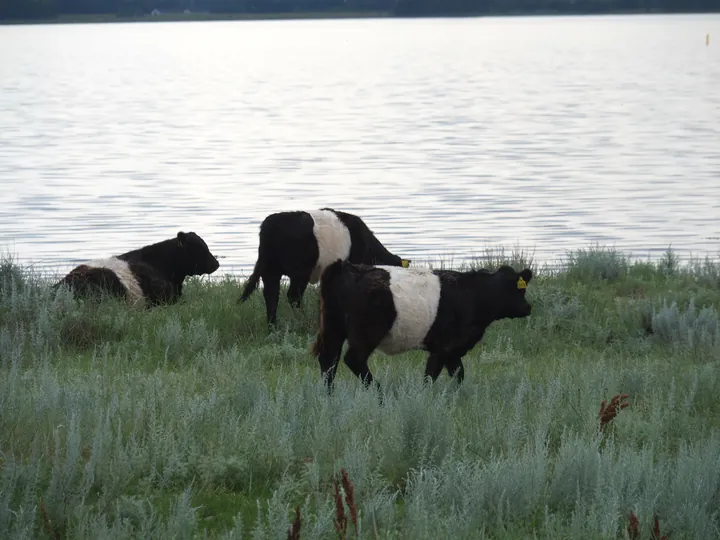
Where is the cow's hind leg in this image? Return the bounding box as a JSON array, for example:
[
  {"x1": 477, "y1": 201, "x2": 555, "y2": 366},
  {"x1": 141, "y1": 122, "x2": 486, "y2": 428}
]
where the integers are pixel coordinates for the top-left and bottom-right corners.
[
  {"x1": 424, "y1": 352, "x2": 445, "y2": 384},
  {"x1": 444, "y1": 356, "x2": 466, "y2": 385},
  {"x1": 286, "y1": 274, "x2": 310, "y2": 310},
  {"x1": 343, "y1": 345, "x2": 379, "y2": 391},
  {"x1": 343, "y1": 309, "x2": 395, "y2": 394},
  {"x1": 317, "y1": 325, "x2": 346, "y2": 393},
  {"x1": 262, "y1": 273, "x2": 282, "y2": 327}
]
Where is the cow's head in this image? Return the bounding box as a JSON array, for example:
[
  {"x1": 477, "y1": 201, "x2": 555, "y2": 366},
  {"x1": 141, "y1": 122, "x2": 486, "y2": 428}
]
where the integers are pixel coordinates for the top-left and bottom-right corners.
[
  {"x1": 176, "y1": 231, "x2": 220, "y2": 276},
  {"x1": 495, "y1": 265, "x2": 533, "y2": 319}
]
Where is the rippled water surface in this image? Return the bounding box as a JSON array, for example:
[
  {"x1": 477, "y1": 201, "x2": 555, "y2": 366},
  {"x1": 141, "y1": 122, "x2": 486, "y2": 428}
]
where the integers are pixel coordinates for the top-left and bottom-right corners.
[{"x1": 1, "y1": 14, "x2": 719, "y2": 276}]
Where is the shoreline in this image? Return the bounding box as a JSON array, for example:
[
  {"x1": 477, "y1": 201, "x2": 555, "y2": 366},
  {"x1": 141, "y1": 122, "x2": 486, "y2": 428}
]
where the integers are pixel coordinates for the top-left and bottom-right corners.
[
  {"x1": 5, "y1": 244, "x2": 719, "y2": 285},
  {"x1": 1, "y1": 8, "x2": 717, "y2": 26},
  {"x1": 5, "y1": 244, "x2": 719, "y2": 284},
  {"x1": 2, "y1": 11, "x2": 391, "y2": 25}
]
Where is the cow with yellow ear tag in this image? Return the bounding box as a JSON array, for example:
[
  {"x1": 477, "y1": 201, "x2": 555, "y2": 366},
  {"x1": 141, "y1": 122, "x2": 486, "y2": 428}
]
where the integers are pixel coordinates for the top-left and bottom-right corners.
[{"x1": 312, "y1": 261, "x2": 533, "y2": 393}]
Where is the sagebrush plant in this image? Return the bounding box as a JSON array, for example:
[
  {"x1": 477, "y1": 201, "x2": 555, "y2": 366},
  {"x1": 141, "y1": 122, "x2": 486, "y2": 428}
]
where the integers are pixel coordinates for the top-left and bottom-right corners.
[
  {"x1": 1, "y1": 246, "x2": 719, "y2": 539},
  {"x1": 564, "y1": 243, "x2": 630, "y2": 282}
]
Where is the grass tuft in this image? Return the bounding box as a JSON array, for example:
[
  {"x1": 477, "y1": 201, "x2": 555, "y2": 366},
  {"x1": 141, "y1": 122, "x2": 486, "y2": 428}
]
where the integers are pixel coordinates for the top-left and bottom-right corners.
[{"x1": 565, "y1": 243, "x2": 630, "y2": 282}]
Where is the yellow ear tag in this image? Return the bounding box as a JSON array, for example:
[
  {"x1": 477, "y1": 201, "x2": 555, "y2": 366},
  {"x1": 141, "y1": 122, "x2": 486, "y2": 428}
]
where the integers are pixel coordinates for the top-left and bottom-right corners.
[
  {"x1": 401, "y1": 259, "x2": 409, "y2": 268},
  {"x1": 517, "y1": 277, "x2": 527, "y2": 289},
  {"x1": 178, "y1": 239, "x2": 184, "y2": 248}
]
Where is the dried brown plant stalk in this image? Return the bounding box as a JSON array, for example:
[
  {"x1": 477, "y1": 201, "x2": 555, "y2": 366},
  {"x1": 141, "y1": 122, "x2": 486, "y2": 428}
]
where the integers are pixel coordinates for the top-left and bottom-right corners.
[
  {"x1": 627, "y1": 511, "x2": 670, "y2": 539},
  {"x1": 652, "y1": 514, "x2": 670, "y2": 540},
  {"x1": 628, "y1": 511, "x2": 640, "y2": 539},
  {"x1": 333, "y1": 468, "x2": 359, "y2": 539},
  {"x1": 333, "y1": 477, "x2": 348, "y2": 539},
  {"x1": 40, "y1": 496, "x2": 58, "y2": 540},
  {"x1": 340, "y1": 468, "x2": 359, "y2": 536},
  {"x1": 287, "y1": 506, "x2": 302, "y2": 540},
  {"x1": 598, "y1": 393, "x2": 630, "y2": 432}
]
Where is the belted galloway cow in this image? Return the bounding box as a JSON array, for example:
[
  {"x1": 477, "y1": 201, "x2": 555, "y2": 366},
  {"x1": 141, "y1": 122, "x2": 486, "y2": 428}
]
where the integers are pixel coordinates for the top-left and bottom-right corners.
[
  {"x1": 311, "y1": 260, "x2": 533, "y2": 392},
  {"x1": 239, "y1": 208, "x2": 410, "y2": 326},
  {"x1": 55, "y1": 231, "x2": 220, "y2": 306}
]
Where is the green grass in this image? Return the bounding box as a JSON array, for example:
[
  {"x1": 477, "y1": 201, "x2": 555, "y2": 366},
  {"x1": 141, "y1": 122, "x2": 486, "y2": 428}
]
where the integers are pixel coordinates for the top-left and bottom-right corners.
[{"x1": 1, "y1": 245, "x2": 719, "y2": 539}]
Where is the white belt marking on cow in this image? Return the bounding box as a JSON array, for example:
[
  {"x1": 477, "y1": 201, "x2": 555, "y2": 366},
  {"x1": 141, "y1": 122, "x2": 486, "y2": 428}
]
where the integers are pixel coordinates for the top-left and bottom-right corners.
[
  {"x1": 308, "y1": 209, "x2": 352, "y2": 284},
  {"x1": 86, "y1": 257, "x2": 145, "y2": 306},
  {"x1": 376, "y1": 266, "x2": 441, "y2": 355}
]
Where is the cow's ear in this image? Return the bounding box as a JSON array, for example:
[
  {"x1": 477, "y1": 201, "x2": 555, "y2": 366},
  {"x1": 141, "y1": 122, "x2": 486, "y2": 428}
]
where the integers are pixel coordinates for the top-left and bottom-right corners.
[
  {"x1": 177, "y1": 231, "x2": 187, "y2": 248},
  {"x1": 518, "y1": 268, "x2": 533, "y2": 286}
]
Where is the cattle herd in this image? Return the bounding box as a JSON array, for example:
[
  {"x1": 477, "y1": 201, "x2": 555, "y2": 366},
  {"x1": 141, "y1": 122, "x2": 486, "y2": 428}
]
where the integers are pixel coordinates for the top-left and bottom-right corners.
[{"x1": 56, "y1": 207, "x2": 534, "y2": 391}]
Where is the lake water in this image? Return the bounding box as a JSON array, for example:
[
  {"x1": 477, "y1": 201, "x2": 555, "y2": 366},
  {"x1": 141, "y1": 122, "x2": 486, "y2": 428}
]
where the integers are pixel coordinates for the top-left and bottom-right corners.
[{"x1": 1, "y1": 14, "x2": 719, "y2": 278}]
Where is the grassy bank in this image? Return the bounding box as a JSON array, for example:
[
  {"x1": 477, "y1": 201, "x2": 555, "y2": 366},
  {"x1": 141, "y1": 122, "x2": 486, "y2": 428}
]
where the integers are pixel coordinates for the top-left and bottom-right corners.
[{"x1": 1, "y1": 246, "x2": 719, "y2": 539}]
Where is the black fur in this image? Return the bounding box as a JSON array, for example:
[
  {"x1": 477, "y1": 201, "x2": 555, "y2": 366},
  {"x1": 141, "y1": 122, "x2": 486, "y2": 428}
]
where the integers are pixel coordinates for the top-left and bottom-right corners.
[
  {"x1": 54, "y1": 267, "x2": 127, "y2": 300},
  {"x1": 328, "y1": 208, "x2": 406, "y2": 267},
  {"x1": 54, "y1": 231, "x2": 220, "y2": 306},
  {"x1": 238, "y1": 208, "x2": 410, "y2": 326},
  {"x1": 311, "y1": 260, "x2": 533, "y2": 392}
]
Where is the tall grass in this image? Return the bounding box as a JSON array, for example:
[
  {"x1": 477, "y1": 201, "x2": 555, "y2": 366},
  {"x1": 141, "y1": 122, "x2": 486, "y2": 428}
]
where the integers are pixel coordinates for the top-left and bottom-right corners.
[{"x1": 1, "y1": 245, "x2": 719, "y2": 539}]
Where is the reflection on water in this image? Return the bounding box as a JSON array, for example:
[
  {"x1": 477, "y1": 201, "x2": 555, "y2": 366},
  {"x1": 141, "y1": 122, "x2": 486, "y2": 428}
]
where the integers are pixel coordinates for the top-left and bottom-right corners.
[{"x1": 0, "y1": 14, "x2": 719, "y2": 277}]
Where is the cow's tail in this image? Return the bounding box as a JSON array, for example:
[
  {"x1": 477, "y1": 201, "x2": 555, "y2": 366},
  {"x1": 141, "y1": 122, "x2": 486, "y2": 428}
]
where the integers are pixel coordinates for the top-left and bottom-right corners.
[
  {"x1": 238, "y1": 259, "x2": 262, "y2": 303},
  {"x1": 239, "y1": 219, "x2": 277, "y2": 304},
  {"x1": 311, "y1": 259, "x2": 348, "y2": 358}
]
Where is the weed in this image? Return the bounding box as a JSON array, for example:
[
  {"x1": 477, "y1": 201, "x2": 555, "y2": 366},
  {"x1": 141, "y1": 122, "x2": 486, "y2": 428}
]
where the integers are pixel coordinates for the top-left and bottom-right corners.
[
  {"x1": 40, "y1": 496, "x2": 58, "y2": 540},
  {"x1": 628, "y1": 511, "x2": 671, "y2": 540},
  {"x1": 332, "y1": 469, "x2": 358, "y2": 539},
  {"x1": 598, "y1": 393, "x2": 630, "y2": 433},
  {"x1": 286, "y1": 507, "x2": 301, "y2": 540}
]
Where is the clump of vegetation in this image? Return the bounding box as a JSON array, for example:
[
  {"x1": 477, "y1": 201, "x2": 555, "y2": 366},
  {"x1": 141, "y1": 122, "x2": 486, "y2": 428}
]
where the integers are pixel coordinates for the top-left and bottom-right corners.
[
  {"x1": 0, "y1": 245, "x2": 719, "y2": 539},
  {"x1": 652, "y1": 299, "x2": 720, "y2": 355},
  {"x1": 565, "y1": 243, "x2": 630, "y2": 281},
  {"x1": 0, "y1": 252, "x2": 25, "y2": 294}
]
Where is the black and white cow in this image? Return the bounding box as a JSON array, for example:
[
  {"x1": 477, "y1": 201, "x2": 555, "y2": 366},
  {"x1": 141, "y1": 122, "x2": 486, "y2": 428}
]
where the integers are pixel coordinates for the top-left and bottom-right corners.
[
  {"x1": 238, "y1": 208, "x2": 411, "y2": 326},
  {"x1": 311, "y1": 260, "x2": 533, "y2": 392},
  {"x1": 54, "y1": 231, "x2": 220, "y2": 307}
]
